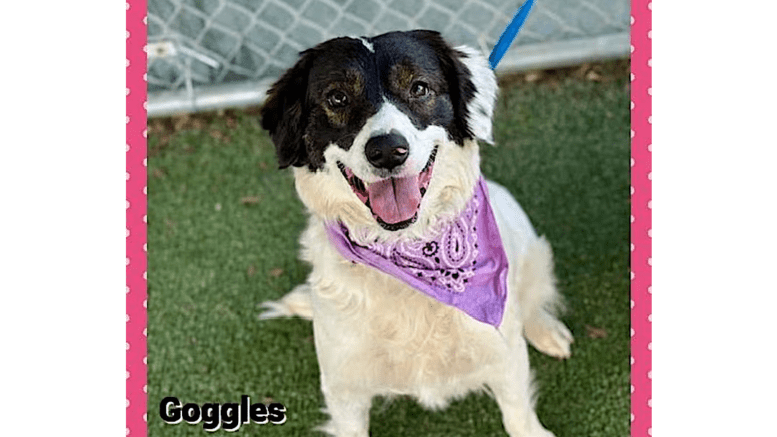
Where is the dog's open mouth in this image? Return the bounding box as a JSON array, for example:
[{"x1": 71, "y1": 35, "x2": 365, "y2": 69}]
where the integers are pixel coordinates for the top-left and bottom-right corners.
[{"x1": 337, "y1": 146, "x2": 437, "y2": 231}]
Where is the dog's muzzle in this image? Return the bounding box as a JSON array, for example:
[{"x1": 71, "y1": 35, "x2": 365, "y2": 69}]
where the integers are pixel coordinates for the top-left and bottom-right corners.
[{"x1": 337, "y1": 141, "x2": 437, "y2": 231}]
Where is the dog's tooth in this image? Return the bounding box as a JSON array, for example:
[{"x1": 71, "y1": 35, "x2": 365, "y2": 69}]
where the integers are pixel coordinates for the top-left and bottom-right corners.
[{"x1": 337, "y1": 162, "x2": 350, "y2": 179}]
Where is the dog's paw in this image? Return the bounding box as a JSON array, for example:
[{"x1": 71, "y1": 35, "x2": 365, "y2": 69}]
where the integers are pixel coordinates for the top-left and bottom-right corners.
[
  {"x1": 258, "y1": 284, "x2": 314, "y2": 320},
  {"x1": 523, "y1": 310, "x2": 573, "y2": 359}
]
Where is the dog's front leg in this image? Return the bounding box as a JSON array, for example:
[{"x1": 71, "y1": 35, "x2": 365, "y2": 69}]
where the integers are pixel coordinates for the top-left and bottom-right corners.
[
  {"x1": 488, "y1": 338, "x2": 556, "y2": 437},
  {"x1": 316, "y1": 379, "x2": 372, "y2": 437},
  {"x1": 311, "y1": 311, "x2": 372, "y2": 437}
]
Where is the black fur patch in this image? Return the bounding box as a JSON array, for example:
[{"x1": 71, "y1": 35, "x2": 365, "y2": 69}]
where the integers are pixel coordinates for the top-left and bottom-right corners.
[{"x1": 260, "y1": 30, "x2": 476, "y2": 171}]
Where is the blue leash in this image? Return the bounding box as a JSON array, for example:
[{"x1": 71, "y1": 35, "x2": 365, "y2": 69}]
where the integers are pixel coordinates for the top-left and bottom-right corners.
[{"x1": 488, "y1": 0, "x2": 536, "y2": 70}]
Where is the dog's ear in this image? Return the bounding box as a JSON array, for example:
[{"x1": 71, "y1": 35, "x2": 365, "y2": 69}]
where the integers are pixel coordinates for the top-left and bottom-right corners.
[
  {"x1": 261, "y1": 49, "x2": 317, "y2": 169},
  {"x1": 451, "y1": 45, "x2": 498, "y2": 144},
  {"x1": 408, "y1": 31, "x2": 498, "y2": 145}
]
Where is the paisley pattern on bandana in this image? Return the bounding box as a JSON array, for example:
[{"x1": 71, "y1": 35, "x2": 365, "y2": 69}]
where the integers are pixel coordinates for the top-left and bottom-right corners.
[
  {"x1": 326, "y1": 177, "x2": 509, "y2": 327},
  {"x1": 363, "y1": 191, "x2": 480, "y2": 293}
]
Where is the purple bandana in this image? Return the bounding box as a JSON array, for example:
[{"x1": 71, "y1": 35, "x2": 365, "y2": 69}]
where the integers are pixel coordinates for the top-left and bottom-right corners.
[{"x1": 325, "y1": 177, "x2": 509, "y2": 327}]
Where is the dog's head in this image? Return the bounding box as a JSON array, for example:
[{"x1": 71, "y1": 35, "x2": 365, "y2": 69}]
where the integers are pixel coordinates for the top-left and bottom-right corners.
[{"x1": 261, "y1": 30, "x2": 497, "y2": 239}]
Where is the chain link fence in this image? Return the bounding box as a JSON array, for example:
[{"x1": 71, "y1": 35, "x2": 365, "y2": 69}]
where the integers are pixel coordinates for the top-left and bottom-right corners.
[{"x1": 148, "y1": 0, "x2": 629, "y2": 117}]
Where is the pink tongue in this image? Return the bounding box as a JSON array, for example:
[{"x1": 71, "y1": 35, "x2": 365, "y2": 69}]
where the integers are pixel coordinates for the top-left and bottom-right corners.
[{"x1": 367, "y1": 175, "x2": 421, "y2": 224}]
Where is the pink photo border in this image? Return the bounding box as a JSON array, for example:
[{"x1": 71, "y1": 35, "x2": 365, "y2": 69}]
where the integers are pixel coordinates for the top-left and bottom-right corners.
[
  {"x1": 125, "y1": 0, "x2": 652, "y2": 434},
  {"x1": 630, "y1": 0, "x2": 652, "y2": 436},
  {"x1": 126, "y1": 0, "x2": 148, "y2": 435}
]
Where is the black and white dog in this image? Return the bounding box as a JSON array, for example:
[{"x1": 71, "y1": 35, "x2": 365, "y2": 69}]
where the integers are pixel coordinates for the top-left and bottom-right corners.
[{"x1": 259, "y1": 30, "x2": 572, "y2": 437}]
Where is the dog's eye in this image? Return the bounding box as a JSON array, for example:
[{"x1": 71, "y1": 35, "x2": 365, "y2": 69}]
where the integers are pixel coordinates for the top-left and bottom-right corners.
[
  {"x1": 326, "y1": 90, "x2": 349, "y2": 108},
  {"x1": 410, "y1": 81, "x2": 429, "y2": 98}
]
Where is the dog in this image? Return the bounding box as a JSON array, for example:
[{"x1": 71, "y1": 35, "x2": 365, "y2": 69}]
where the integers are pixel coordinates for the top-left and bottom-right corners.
[{"x1": 258, "y1": 30, "x2": 573, "y2": 437}]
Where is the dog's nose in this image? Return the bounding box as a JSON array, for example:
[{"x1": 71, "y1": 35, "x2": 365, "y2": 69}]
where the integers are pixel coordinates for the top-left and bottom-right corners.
[{"x1": 364, "y1": 133, "x2": 409, "y2": 171}]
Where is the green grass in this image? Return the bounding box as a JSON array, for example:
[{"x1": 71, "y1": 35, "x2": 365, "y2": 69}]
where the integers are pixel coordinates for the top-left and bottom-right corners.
[{"x1": 148, "y1": 60, "x2": 630, "y2": 436}]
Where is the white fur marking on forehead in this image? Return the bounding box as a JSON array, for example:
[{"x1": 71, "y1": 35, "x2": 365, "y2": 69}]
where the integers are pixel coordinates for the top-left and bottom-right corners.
[
  {"x1": 323, "y1": 101, "x2": 445, "y2": 184},
  {"x1": 358, "y1": 37, "x2": 374, "y2": 53},
  {"x1": 455, "y1": 46, "x2": 498, "y2": 144},
  {"x1": 368, "y1": 99, "x2": 414, "y2": 137}
]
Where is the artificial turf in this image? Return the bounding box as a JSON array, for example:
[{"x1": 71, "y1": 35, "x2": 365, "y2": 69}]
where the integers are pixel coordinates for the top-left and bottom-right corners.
[{"x1": 147, "y1": 59, "x2": 630, "y2": 436}]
